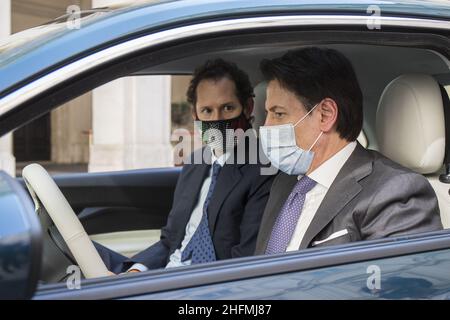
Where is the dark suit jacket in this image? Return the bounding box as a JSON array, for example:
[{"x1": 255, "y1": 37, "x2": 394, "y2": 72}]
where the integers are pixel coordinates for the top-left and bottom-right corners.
[
  {"x1": 255, "y1": 143, "x2": 443, "y2": 254},
  {"x1": 128, "y1": 145, "x2": 274, "y2": 269}
]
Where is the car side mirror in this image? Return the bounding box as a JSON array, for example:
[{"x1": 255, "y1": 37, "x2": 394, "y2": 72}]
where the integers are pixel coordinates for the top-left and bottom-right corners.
[{"x1": 0, "y1": 171, "x2": 42, "y2": 299}]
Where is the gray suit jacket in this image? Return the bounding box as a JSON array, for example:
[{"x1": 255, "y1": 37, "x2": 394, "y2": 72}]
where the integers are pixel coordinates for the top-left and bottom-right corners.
[{"x1": 255, "y1": 143, "x2": 443, "y2": 254}]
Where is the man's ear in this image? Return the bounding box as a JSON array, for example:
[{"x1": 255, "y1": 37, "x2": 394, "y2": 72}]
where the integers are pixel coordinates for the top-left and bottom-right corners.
[
  {"x1": 318, "y1": 98, "x2": 338, "y2": 132},
  {"x1": 244, "y1": 97, "x2": 254, "y2": 119}
]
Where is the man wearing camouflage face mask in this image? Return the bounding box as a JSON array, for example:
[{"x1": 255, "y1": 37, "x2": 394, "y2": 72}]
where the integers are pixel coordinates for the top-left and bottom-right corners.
[
  {"x1": 94, "y1": 59, "x2": 274, "y2": 273},
  {"x1": 192, "y1": 62, "x2": 254, "y2": 156}
]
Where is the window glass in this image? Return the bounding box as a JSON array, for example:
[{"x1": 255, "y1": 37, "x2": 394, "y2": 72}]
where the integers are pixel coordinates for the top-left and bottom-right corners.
[{"x1": 14, "y1": 75, "x2": 194, "y2": 177}]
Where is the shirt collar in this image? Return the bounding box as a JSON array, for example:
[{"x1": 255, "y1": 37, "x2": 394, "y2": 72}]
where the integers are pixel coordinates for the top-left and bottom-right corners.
[
  {"x1": 303, "y1": 141, "x2": 357, "y2": 189},
  {"x1": 212, "y1": 150, "x2": 231, "y2": 167}
]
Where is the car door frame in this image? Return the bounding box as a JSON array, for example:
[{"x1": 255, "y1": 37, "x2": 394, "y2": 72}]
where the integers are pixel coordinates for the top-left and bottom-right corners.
[{"x1": 16, "y1": 167, "x2": 182, "y2": 235}]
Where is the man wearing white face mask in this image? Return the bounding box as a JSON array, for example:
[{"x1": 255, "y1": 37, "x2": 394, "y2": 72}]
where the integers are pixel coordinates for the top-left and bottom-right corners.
[{"x1": 255, "y1": 47, "x2": 442, "y2": 255}]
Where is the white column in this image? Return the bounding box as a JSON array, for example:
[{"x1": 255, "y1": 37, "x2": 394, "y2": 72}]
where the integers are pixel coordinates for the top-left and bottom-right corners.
[
  {"x1": 89, "y1": 78, "x2": 126, "y2": 171},
  {"x1": 123, "y1": 76, "x2": 173, "y2": 169},
  {"x1": 0, "y1": 0, "x2": 15, "y2": 177},
  {"x1": 89, "y1": 76, "x2": 173, "y2": 172}
]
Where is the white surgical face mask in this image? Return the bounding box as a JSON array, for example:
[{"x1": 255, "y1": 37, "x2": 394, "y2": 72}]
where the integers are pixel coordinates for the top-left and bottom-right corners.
[{"x1": 259, "y1": 103, "x2": 323, "y2": 175}]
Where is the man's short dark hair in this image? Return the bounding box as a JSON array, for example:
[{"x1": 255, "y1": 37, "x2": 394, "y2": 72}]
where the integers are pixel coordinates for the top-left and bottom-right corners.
[
  {"x1": 260, "y1": 47, "x2": 363, "y2": 141},
  {"x1": 187, "y1": 58, "x2": 254, "y2": 109}
]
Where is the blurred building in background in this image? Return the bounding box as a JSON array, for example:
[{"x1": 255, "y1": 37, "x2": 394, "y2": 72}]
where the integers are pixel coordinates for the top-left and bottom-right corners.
[{"x1": 0, "y1": 0, "x2": 193, "y2": 176}]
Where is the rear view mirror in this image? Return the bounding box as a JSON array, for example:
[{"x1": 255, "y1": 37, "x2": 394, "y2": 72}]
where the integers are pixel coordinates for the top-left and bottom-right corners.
[{"x1": 0, "y1": 171, "x2": 42, "y2": 299}]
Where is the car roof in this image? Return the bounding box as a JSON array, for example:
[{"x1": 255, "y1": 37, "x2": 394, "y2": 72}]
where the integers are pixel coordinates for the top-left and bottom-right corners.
[{"x1": 0, "y1": 0, "x2": 449, "y2": 97}]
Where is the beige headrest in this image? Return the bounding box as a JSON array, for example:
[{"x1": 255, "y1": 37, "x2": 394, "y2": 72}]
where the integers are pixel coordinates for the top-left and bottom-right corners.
[{"x1": 376, "y1": 74, "x2": 445, "y2": 174}]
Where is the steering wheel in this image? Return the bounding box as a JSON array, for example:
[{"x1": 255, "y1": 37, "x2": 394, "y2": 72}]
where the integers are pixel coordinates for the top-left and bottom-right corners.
[{"x1": 22, "y1": 163, "x2": 110, "y2": 280}]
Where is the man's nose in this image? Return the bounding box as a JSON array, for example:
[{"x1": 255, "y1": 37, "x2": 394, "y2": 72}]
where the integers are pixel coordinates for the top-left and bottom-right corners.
[{"x1": 264, "y1": 115, "x2": 273, "y2": 126}]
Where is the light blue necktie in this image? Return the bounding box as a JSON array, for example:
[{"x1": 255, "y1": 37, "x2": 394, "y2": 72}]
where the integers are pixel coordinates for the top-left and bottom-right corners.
[
  {"x1": 181, "y1": 162, "x2": 222, "y2": 264},
  {"x1": 265, "y1": 175, "x2": 317, "y2": 254}
]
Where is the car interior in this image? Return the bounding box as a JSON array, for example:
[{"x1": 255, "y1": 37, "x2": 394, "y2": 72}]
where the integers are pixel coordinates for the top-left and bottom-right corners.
[
  {"x1": 12, "y1": 32, "x2": 450, "y2": 285},
  {"x1": 132, "y1": 42, "x2": 450, "y2": 229}
]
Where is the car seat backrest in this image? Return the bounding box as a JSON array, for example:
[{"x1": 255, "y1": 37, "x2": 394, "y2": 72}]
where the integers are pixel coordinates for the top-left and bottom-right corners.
[{"x1": 376, "y1": 73, "x2": 449, "y2": 228}]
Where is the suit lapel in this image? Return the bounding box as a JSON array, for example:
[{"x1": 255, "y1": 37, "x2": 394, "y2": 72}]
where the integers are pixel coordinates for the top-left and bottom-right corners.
[
  {"x1": 206, "y1": 133, "x2": 258, "y2": 234},
  {"x1": 175, "y1": 147, "x2": 213, "y2": 238},
  {"x1": 299, "y1": 143, "x2": 373, "y2": 249},
  {"x1": 255, "y1": 172, "x2": 298, "y2": 254},
  {"x1": 207, "y1": 163, "x2": 243, "y2": 233},
  {"x1": 176, "y1": 163, "x2": 211, "y2": 233}
]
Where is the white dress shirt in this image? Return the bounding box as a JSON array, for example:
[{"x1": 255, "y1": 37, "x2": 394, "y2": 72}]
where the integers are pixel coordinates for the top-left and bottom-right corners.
[
  {"x1": 285, "y1": 141, "x2": 357, "y2": 251},
  {"x1": 128, "y1": 151, "x2": 230, "y2": 272}
]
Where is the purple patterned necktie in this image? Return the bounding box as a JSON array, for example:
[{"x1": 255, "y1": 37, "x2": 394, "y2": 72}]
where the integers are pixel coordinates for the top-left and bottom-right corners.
[{"x1": 265, "y1": 175, "x2": 317, "y2": 254}]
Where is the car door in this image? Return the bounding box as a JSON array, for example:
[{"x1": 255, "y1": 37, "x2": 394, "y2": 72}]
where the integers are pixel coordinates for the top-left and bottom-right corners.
[
  {"x1": 33, "y1": 230, "x2": 450, "y2": 300},
  {"x1": 17, "y1": 167, "x2": 180, "y2": 257}
]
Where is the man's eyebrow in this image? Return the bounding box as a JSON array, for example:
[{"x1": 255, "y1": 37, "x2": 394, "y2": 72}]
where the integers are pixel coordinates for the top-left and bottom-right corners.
[
  {"x1": 267, "y1": 105, "x2": 287, "y2": 112},
  {"x1": 220, "y1": 101, "x2": 236, "y2": 107}
]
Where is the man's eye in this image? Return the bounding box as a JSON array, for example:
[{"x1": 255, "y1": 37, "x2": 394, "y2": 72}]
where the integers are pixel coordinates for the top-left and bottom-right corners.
[
  {"x1": 201, "y1": 108, "x2": 212, "y2": 114},
  {"x1": 224, "y1": 105, "x2": 235, "y2": 112},
  {"x1": 274, "y1": 112, "x2": 284, "y2": 118}
]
